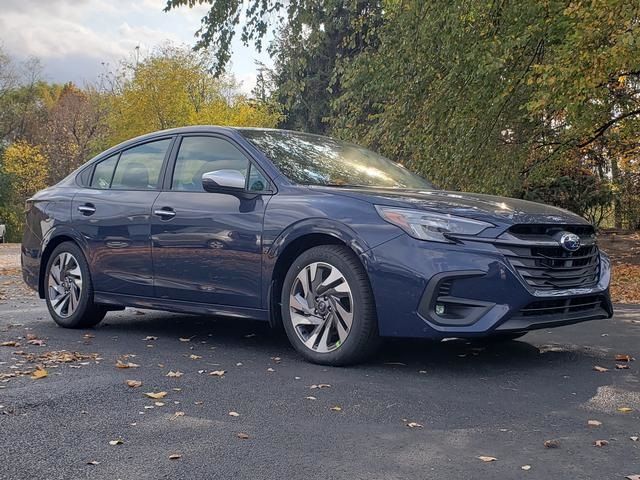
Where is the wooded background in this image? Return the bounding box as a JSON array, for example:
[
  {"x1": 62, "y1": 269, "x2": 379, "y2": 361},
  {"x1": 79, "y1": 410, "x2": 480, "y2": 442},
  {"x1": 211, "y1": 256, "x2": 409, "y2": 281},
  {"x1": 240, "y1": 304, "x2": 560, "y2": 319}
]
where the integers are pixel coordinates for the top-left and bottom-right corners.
[{"x1": 1, "y1": 0, "x2": 639, "y2": 241}]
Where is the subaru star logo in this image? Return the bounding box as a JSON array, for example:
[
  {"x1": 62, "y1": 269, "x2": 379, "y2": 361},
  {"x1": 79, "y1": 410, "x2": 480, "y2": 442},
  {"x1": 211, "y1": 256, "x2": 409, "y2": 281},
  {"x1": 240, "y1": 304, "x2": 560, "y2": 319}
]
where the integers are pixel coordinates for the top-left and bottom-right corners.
[{"x1": 559, "y1": 232, "x2": 581, "y2": 252}]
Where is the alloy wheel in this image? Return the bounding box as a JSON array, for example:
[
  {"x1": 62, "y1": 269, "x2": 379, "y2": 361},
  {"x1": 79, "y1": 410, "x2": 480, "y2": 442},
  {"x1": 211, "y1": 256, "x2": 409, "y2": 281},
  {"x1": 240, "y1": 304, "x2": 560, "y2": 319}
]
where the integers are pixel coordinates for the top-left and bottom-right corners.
[
  {"x1": 289, "y1": 261, "x2": 354, "y2": 353},
  {"x1": 48, "y1": 252, "x2": 83, "y2": 318}
]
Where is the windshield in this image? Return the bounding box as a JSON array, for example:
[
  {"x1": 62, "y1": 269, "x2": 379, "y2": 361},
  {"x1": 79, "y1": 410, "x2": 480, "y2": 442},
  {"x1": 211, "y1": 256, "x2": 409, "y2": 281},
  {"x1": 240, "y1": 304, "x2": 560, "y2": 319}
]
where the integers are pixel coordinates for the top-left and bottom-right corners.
[{"x1": 239, "y1": 129, "x2": 434, "y2": 189}]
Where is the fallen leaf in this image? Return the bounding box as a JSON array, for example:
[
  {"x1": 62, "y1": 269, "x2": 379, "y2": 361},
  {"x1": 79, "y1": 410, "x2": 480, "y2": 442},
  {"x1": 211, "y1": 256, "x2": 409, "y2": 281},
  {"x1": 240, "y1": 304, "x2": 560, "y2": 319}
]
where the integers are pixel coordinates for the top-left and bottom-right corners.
[
  {"x1": 116, "y1": 360, "x2": 140, "y2": 369},
  {"x1": 144, "y1": 391, "x2": 168, "y2": 399},
  {"x1": 143, "y1": 336, "x2": 158, "y2": 341},
  {"x1": 588, "y1": 420, "x2": 602, "y2": 427},
  {"x1": 209, "y1": 370, "x2": 225, "y2": 377},
  {"x1": 179, "y1": 337, "x2": 192, "y2": 342},
  {"x1": 625, "y1": 476, "x2": 640, "y2": 480},
  {"x1": 310, "y1": 384, "x2": 331, "y2": 389},
  {"x1": 477, "y1": 456, "x2": 497, "y2": 462},
  {"x1": 594, "y1": 440, "x2": 609, "y2": 447},
  {"x1": 228, "y1": 411, "x2": 240, "y2": 417},
  {"x1": 0, "y1": 341, "x2": 19, "y2": 347},
  {"x1": 109, "y1": 439, "x2": 123, "y2": 446},
  {"x1": 154, "y1": 402, "x2": 165, "y2": 407},
  {"x1": 521, "y1": 465, "x2": 531, "y2": 471},
  {"x1": 631, "y1": 436, "x2": 638, "y2": 442},
  {"x1": 616, "y1": 364, "x2": 630, "y2": 370},
  {"x1": 593, "y1": 365, "x2": 609, "y2": 372},
  {"x1": 618, "y1": 407, "x2": 633, "y2": 413},
  {"x1": 168, "y1": 454, "x2": 182, "y2": 460},
  {"x1": 544, "y1": 439, "x2": 560, "y2": 449},
  {"x1": 244, "y1": 333, "x2": 256, "y2": 338},
  {"x1": 406, "y1": 422, "x2": 423, "y2": 428},
  {"x1": 30, "y1": 367, "x2": 48, "y2": 379},
  {"x1": 27, "y1": 339, "x2": 46, "y2": 346},
  {"x1": 189, "y1": 354, "x2": 201, "y2": 360},
  {"x1": 126, "y1": 380, "x2": 142, "y2": 388},
  {"x1": 305, "y1": 396, "x2": 317, "y2": 400},
  {"x1": 83, "y1": 334, "x2": 95, "y2": 339},
  {"x1": 166, "y1": 371, "x2": 183, "y2": 378},
  {"x1": 237, "y1": 432, "x2": 250, "y2": 439},
  {"x1": 267, "y1": 367, "x2": 275, "y2": 372},
  {"x1": 615, "y1": 354, "x2": 634, "y2": 362},
  {"x1": 330, "y1": 406, "x2": 342, "y2": 412},
  {"x1": 87, "y1": 460, "x2": 100, "y2": 466}
]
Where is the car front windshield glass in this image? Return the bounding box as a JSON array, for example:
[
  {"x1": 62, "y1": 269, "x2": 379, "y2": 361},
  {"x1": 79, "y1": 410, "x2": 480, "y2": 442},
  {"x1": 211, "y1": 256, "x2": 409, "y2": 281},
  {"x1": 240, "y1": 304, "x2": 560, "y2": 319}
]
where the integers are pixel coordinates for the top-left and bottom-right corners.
[{"x1": 239, "y1": 129, "x2": 434, "y2": 189}]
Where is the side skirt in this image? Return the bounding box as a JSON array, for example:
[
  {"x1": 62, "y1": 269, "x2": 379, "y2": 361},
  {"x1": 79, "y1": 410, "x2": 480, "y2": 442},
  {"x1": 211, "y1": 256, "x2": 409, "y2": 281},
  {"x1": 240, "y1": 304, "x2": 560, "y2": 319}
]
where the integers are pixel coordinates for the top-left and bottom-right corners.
[{"x1": 94, "y1": 292, "x2": 270, "y2": 322}]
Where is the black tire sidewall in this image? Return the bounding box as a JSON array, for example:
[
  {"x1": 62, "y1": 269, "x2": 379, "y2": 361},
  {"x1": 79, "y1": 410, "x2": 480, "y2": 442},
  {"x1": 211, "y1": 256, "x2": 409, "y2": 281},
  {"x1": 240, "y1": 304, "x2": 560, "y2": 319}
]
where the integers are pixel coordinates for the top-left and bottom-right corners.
[
  {"x1": 281, "y1": 245, "x2": 378, "y2": 366},
  {"x1": 44, "y1": 242, "x2": 101, "y2": 328}
]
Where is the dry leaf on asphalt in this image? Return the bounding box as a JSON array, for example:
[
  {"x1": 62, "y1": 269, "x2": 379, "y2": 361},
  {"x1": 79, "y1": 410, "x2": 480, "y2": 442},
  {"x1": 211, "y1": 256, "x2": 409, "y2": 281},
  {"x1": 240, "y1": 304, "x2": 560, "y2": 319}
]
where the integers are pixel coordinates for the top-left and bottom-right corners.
[
  {"x1": 209, "y1": 370, "x2": 225, "y2": 377},
  {"x1": 27, "y1": 339, "x2": 46, "y2": 346},
  {"x1": 616, "y1": 364, "x2": 630, "y2": 370},
  {"x1": 594, "y1": 440, "x2": 609, "y2": 447},
  {"x1": 615, "y1": 354, "x2": 634, "y2": 362},
  {"x1": 86, "y1": 460, "x2": 100, "y2": 466},
  {"x1": 330, "y1": 406, "x2": 342, "y2": 412},
  {"x1": 267, "y1": 367, "x2": 275, "y2": 372},
  {"x1": 30, "y1": 367, "x2": 48, "y2": 379},
  {"x1": 593, "y1": 365, "x2": 609, "y2": 372},
  {"x1": 631, "y1": 436, "x2": 639, "y2": 442},
  {"x1": 618, "y1": 407, "x2": 633, "y2": 413},
  {"x1": 168, "y1": 454, "x2": 182, "y2": 460},
  {"x1": 544, "y1": 439, "x2": 560, "y2": 449},
  {"x1": 179, "y1": 337, "x2": 192, "y2": 342},
  {"x1": 144, "y1": 391, "x2": 168, "y2": 399},
  {"x1": 305, "y1": 396, "x2": 317, "y2": 400},
  {"x1": 154, "y1": 402, "x2": 165, "y2": 407},
  {"x1": 126, "y1": 380, "x2": 142, "y2": 388},
  {"x1": 189, "y1": 354, "x2": 201, "y2": 360},
  {"x1": 116, "y1": 360, "x2": 140, "y2": 369},
  {"x1": 0, "y1": 341, "x2": 20, "y2": 347},
  {"x1": 166, "y1": 371, "x2": 183, "y2": 378},
  {"x1": 625, "y1": 476, "x2": 640, "y2": 480},
  {"x1": 310, "y1": 384, "x2": 331, "y2": 389},
  {"x1": 521, "y1": 465, "x2": 531, "y2": 471},
  {"x1": 237, "y1": 432, "x2": 250, "y2": 439},
  {"x1": 477, "y1": 456, "x2": 497, "y2": 462},
  {"x1": 143, "y1": 336, "x2": 158, "y2": 341},
  {"x1": 406, "y1": 422, "x2": 423, "y2": 428},
  {"x1": 588, "y1": 420, "x2": 602, "y2": 427},
  {"x1": 228, "y1": 411, "x2": 240, "y2": 417},
  {"x1": 109, "y1": 439, "x2": 123, "y2": 446}
]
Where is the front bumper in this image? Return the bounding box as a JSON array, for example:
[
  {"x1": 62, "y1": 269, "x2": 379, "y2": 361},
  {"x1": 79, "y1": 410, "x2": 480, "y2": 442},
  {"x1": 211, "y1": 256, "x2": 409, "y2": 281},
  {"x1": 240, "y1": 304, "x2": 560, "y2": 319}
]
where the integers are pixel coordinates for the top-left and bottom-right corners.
[{"x1": 363, "y1": 234, "x2": 613, "y2": 339}]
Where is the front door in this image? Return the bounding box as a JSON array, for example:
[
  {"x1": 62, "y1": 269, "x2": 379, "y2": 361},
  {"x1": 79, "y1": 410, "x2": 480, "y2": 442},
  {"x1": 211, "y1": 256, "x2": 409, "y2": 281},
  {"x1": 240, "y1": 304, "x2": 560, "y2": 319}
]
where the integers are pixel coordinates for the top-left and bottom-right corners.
[
  {"x1": 151, "y1": 135, "x2": 270, "y2": 308},
  {"x1": 72, "y1": 138, "x2": 173, "y2": 297}
]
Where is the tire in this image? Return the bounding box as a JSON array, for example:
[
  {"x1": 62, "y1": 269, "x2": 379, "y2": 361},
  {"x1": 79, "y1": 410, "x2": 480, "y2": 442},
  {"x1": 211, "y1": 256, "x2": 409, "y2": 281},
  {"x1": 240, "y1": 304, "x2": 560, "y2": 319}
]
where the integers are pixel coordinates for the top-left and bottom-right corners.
[
  {"x1": 281, "y1": 245, "x2": 380, "y2": 366},
  {"x1": 44, "y1": 242, "x2": 106, "y2": 328}
]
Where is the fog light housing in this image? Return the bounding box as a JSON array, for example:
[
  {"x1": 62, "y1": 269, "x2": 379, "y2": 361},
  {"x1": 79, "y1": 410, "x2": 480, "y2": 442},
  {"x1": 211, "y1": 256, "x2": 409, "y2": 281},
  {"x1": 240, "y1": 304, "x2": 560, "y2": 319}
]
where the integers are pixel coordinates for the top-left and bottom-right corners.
[{"x1": 435, "y1": 304, "x2": 446, "y2": 315}]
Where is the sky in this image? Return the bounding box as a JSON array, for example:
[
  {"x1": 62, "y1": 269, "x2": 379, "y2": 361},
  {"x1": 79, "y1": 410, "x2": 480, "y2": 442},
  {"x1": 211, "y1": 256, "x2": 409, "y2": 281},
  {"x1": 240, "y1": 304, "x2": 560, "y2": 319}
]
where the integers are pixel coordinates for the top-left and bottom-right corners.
[{"x1": 0, "y1": 0, "x2": 273, "y2": 94}]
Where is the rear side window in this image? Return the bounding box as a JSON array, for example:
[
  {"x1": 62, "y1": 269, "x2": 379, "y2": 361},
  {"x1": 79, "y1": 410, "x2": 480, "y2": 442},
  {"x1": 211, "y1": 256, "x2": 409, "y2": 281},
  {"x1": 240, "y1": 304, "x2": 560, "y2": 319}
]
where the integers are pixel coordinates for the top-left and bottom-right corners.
[
  {"x1": 171, "y1": 136, "x2": 249, "y2": 192},
  {"x1": 91, "y1": 154, "x2": 119, "y2": 189},
  {"x1": 111, "y1": 139, "x2": 171, "y2": 190}
]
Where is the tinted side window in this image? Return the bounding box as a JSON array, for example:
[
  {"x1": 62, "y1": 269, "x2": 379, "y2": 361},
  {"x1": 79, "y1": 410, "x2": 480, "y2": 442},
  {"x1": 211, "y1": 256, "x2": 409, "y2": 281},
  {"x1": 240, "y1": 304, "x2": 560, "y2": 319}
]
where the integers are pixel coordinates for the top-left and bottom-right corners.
[
  {"x1": 172, "y1": 136, "x2": 249, "y2": 192},
  {"x1": 111, "y1": 139, "x2": 171, "y2": 190},
  {"x1": 91, "y1": 154, "x2": 119, "y2": 189}
]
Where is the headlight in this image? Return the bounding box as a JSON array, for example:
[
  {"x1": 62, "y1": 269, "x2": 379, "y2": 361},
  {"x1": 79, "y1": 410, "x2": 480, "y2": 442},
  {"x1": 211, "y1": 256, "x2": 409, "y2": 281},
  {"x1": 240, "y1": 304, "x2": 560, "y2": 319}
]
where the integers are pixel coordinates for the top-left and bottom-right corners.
[{"x1": 375, "y1": 205, "x2": 493, "y2": 243}]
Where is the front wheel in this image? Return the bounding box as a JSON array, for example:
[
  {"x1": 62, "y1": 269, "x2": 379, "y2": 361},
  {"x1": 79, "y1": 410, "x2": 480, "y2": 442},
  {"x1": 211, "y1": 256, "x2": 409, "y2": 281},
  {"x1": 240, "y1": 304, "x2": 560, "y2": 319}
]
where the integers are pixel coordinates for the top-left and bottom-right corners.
[
  {"x1": 281, "y1": 245, "x2": 380, "y2": 366},
  {"x1": 44, "y1": 242, "x2": 106, "y2": 328}
]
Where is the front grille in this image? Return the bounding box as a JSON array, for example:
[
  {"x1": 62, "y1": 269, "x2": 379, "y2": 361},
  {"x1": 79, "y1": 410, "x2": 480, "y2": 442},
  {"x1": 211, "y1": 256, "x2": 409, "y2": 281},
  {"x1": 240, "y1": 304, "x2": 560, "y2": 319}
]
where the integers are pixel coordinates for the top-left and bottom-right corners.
[
  {"x1": 517, "y1": 295, "x2": 605, "y2": 317},
  {"x1": 497, "y1": 225, "x2": 600, "y2": 290}
]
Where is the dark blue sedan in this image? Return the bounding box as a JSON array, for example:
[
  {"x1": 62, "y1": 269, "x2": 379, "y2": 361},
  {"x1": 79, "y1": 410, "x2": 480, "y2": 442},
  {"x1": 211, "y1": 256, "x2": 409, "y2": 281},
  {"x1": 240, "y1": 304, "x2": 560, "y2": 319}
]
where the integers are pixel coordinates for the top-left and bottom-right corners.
[{"x1": 21, "y1": 126, "x2": 613, "y2": 365}]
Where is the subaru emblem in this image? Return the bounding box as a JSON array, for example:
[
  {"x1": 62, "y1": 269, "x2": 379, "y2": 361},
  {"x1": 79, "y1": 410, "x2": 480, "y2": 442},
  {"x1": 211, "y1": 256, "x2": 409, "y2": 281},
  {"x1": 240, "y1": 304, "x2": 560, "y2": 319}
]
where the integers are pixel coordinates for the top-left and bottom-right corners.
[{"x1": 559, "y1": 232, "x2": 581, "y2": 252}]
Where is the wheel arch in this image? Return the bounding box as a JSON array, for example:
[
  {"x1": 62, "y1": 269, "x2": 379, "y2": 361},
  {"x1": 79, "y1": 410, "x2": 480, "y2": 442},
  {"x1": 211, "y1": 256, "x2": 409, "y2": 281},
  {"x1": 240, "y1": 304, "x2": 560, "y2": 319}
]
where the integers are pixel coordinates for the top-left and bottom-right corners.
[
  {"x1": 266, "y1": 220, "x2": 372, "y2": 329},
  {"x1": 38, "y1": 230, "x2": 87, "y2": 298}
]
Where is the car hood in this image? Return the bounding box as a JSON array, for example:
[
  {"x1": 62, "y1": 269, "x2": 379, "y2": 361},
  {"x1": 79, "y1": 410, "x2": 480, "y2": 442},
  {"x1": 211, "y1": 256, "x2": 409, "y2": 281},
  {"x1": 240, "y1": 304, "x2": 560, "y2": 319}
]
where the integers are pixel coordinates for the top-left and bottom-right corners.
[{"x1": 311, "y1": 187, "x2": 590, "y2": 227}]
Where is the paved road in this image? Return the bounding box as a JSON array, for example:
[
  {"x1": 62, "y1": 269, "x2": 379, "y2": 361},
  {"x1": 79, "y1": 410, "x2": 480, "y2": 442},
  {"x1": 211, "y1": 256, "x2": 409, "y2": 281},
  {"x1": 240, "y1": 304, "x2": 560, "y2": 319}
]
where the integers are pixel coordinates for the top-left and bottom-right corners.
[{"x1": 1, "y1": 271, "x2": 639, "y2": 479}]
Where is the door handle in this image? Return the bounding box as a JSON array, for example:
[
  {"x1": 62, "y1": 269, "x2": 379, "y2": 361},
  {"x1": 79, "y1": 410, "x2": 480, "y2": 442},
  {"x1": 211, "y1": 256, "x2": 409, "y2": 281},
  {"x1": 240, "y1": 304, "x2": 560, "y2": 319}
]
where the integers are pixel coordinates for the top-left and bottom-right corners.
[
  {"x1": 77, "y1": 204, "x2": 96, "y2": 215},
  {"x1": 154, "y1": 208, "x2": 176, "y2": 219}
]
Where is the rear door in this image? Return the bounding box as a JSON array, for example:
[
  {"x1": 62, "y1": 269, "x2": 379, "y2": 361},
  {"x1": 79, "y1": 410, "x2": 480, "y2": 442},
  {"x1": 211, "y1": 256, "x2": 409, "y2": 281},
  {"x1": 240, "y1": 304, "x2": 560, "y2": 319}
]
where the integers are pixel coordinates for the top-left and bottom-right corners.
[
  {"x1": 72, "y1": 137, "x2": 174, "y2": 297},
  {"x1": 150, "y1": 134, "x2": 270, "y2": 308}
]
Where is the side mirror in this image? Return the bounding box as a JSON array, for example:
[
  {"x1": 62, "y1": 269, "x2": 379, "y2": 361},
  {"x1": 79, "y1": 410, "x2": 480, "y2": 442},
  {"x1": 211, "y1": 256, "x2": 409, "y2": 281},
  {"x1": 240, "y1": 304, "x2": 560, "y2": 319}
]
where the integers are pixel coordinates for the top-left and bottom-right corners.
[{"x1": 202, "y1": 170, "x2": 246, "y2": 193}]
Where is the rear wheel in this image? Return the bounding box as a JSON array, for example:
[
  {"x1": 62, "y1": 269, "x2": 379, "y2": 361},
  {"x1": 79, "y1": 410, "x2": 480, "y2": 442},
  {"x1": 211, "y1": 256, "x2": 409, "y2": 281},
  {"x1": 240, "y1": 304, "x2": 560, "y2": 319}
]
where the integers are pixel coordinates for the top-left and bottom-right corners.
[
  {"x1": 45, "y1": 242, "x2": 106, "y2": 328},
  {"x1": 281, "y1": 245, "x2": 380, "y2": 366}
]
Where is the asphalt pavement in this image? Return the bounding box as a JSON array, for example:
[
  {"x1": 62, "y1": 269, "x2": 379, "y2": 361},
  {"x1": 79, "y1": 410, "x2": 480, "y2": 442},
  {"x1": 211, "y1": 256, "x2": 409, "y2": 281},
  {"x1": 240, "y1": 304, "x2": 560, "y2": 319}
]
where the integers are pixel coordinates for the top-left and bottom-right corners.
[{"x1": 1, "y1": 269, "x2": 639, "y2": 480}]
